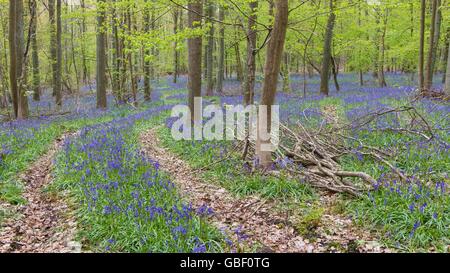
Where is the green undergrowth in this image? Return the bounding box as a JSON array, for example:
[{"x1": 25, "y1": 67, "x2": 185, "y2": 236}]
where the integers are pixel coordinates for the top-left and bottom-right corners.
[
  {"x1": 0, "y1": 104, "x2": 159, "y2": 206},
  {"x1": 157, "y1": 125, "x2": 317, "y2": 204}
]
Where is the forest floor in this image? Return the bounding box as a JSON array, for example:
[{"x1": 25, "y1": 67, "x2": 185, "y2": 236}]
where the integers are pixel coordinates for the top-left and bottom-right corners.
[
  {"x1": 0, "y1": 133, "x2": 80, "y2": 253},
  {"x1": 0, "y1": 74, "x2": 448, "y2": 253},
  {"x1": 140, "y1": 127, "x2": 391, "y2": 253}
]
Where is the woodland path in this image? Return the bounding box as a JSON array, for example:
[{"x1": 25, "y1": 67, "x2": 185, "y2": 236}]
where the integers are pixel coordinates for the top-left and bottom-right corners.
[
  {"x1": 140, "y1": 127, "x2": 389, "y2": 253},
  {"x1": 0, "y1": 133, "x2": 80, "y2": 253}
]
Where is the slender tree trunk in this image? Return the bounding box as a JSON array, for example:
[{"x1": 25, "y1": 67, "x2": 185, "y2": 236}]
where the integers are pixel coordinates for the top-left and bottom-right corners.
[
  {"x1": 143, "y1": 0, "x2": 152, "y2": 101},
  {"x1": 187, "y1": 0, "x2": 202, "y2": 123},
  {"x1": 234, "y1": 41, "x2": 243, "y2": 82},
  {"x1": 242, "y1": 0, "x2": 258, "y2": 160},
  {"x1": 430, "y1": 0, "x2": 441, "y2": 76},
  {"x1": 282, "y1": 52, "x2": 291, "y2": 92},
  {"x1": 442, "y1": 28, "x2": 450, "y2": 84},
  {"x1": 111, "y1": 0, "x2": 121, "y2": 103},
  {"x1": 205, "y1": 1, "x2": 215, "y2": 96},
  {"x1": 445, "y1": 42, "x2": 450, "y2": 95},
  {"x1": 377, "y1": 8, "x2": 388, "y2": 88},
  {"x1": 359, "y1": 70, "x2": 364, "y2": 86},
  {"x1": 56, "y1": 0, "x2": 62, "y2": 106},
  {"x1": 425, "y1": 0, "x2": 438, "y2": 90},
  {"x1": 256, "y1": 0, "x2": 289, "y2": 168},
  {"x1": 30, "y1": 0, "x2": 40, "y2": 101},
  {"x1": 69, "y1": 4, "x2": 80, "y2": 110},
  {"x1": 216, "y1": 5, "x2": 225, "y2": 94},
  {"x1": 173, "y1": 7, "x2": 179, "y2": 84},
  {"x1": 63, "y1": 0, "x2": 70, "y2": 91},
  {"x1": 419, "y1": 0, "x2": 425, "y2": 91},
  {"x1": 17, "y1": 0, "x2": 28, "y2": 118},
  {"x1": 243, "y1": 1, "x2": 257, "y2": 105},
  {"x1": 49, "y1": 0, "x2": 62, "y2": 106},
  {"x1": 96, "y1": 0, "x2": 107, "y2": 109},
  {"x1": 80, "y1": 0, "x2": 89, "y2": 84},
  {"x1": 126, "y1": 9, "x2": 137, "y2": 106},
  {"x1": 331, "y1": 56, "x2": 340, "y2": 91},
  {"x1": 9, "y1": 0, "x2": 18, "y2": 117},
  {"x1": 319, "y1": 0, "x2": 336, "y2": 96}
]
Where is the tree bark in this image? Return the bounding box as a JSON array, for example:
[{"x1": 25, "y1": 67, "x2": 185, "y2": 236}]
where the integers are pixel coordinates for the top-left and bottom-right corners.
[
  {"x1": 205, "y1": 1, "x2": 215, "y2": 96},
  {"x1": 445, "y1": 42, "x2": 450, "y2": 95},
  {"x1": 243, "y1": 1, "x2": 257, "y2": 105},
  {"x1": 9, "y1": 0, "x2": 18, "y2": 117},
  {"x1": 80, "y1": 0, "x2": 89, "y2": 84},
  {"x1": 49, "y1": 0, "x2": 62, "y2": 106},
  {"x1": 418, "y1": 0, "x2": 426, "y2": 91},
  {"x1": 173, "y1": 7, "x2": 179, "y2": 84},
  {"x1": 256, "y1": 0, "x2": 289, "y2": 167},
  {"x1": 430, "y1": 0, "x2": 442, "y2": 77},
  {"x1": 96, "y1": 0, "x2": 107, "y2": 109},
  {"x1": 377, "y1": 7, "x2": 388, "y2": 88},
  {"x1": 30, "y1": 0, "x2": 40, "y2": 101},
  {"x1": 442, "y1": 28, "x2": 450, "y2": 84},
  {"x1": 216, "y1": 5, "x2": 225, "y2": 94},
  {"x1": 234, "y1": 32, "x2": 243, "y2": 82},
  {"x1": 143, "y1": 0, "x2": 152, "y2": 101},
  {"x1": 331, "y1": 56, "x2": 340, "y2": 91},
  {"x1": 282, "y1": 52, "x2": 291, "y2": 92},
  {"x1": 319, "y1": 0, "x2": 336, "y2": 96},
  {"x1": 126, "y1": 8, "x2": 137, "y2": 106},
  {"x1": 425, "y1": 0, "x2": 438, "y2": 90},
  {"x1": 111, "y1": 0, "x2": 121, "y2": 103},
  {"x1": 187, "y1": 0, "x2": 202, "y2": 123}
]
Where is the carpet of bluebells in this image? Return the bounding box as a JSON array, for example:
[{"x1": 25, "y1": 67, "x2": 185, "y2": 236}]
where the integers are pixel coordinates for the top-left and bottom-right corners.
[
  {"x1": 163, "y1": 73, "x2": 449, "y2": 251},
  {"x1": 53, "y1": 104, "x2": 229, "y2": 252},
  {"x1": 1, "y1": 73, "x2": 449, "y2": 252},
  {"x1": 0, "y1": 84, "x2": 162, "y2": 204}
]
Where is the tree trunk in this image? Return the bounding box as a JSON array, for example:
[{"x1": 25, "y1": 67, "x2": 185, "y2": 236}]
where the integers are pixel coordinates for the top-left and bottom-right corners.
[
  {"x1": 173, "y1": 7, "x2": 179, "y2": 84},
  {"x1": 442, "y1": 28, "x2": 450, "y2": 84},
  {"x1": 419, "y1": 0, "x2": 425, "y2": 91},
  {"x1": 143, "y1": 0, "x2": 152, "y2": 101},
  {"x1": 377, "y1": 8, "x2": 388, "y2": 88},
  {"x1": 9, "y1": 0, "x2": 18, "y2": 117},
  {"x1": 205, "y1": 1, "x2": 215, "y2": 96},
  {"x1": 49, "y1": 0, "x2": 62, "y2": 106},
  {"x1": 187, "y1": 0, "x2": 202, "y2": 123},
  {"x1": 243, "y1": 1, "x2": 257, "y2": 105},
  {"x1": 430, "y1": 0, "x2": 442, "y2": 76},
  {"x1": 96, "y1": 0, "x2": 107, "y2": 109},
  {"x1": 359, "y1": 70, "x2": 364, "y2": 86},
  {"x1": 127, "y1": 9, "x2": 137, "y2": 106},
  {"x1": 30, "y1": 0, "x2": 40, "y2": 101},
  {"x1": 17, "y1": 0, "x2": 28, "y2": 118},
  {"x1": 80, "y1": 0, "x2": 89, "y2": 84},
  {"x1": 9, "y1": 0, "x2": 29, "y2": 119},
  {"x1": 256, "y1": 0, "x2": 289, "y2": 168},
  {"x1": 282, "y1": 52, "x2": 291, "y2": 92},
  {"x1": 56, "y1": 0, "x2": 62, "y2": 105},
  {"x1": 234, "y1": 35, "x2": 243, "y2": 82},
  {"x1": 111, "y1": 0, "x2": 121, "y2": 103},
  {"x1": 319, "y1": 0, "x2": 336, "y2": 96},
  {"x1": 445, "y1": 42, "x2": 450, "y2": 95},
  {"x1": 331, "y1": 56, "x2": 340, "y2": 91},
  {"x1": 216, "y1": 5, "x2": 225, "y2": 94},
  {"x1": 425, "y1": 0, "x2": 438, "y2": 90}
]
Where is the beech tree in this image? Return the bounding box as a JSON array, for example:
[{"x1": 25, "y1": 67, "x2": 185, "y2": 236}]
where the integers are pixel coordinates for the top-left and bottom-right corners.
[
  {"x1": 319, "y1": 0, "x2": 336, "y2": 96},
  {"x1": 96, "y1": 0, "x2": 107, "y2": 109},
  {"x1": 445, "y1": 43, "x2": 450, "y2": 94},
  {"x1": 187, "y1": 0, "x2": 202, "y2": 123},
  {"x1": 256, "y1": 0, "x2": 289, "y2": 167}
]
